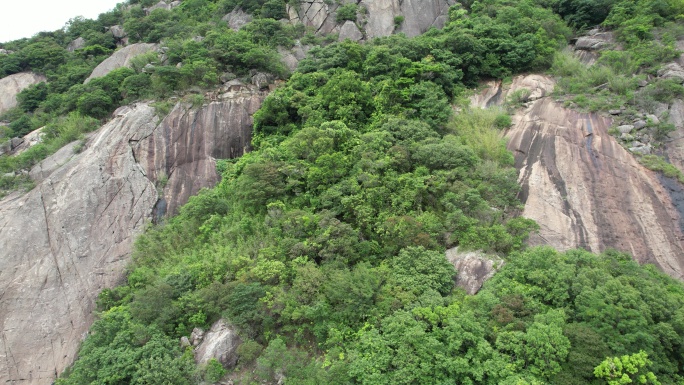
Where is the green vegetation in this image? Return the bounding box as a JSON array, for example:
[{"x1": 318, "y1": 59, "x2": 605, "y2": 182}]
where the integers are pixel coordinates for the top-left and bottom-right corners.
[{"x1": 0, "y1": 0, "x2": 682, "y2": 384}]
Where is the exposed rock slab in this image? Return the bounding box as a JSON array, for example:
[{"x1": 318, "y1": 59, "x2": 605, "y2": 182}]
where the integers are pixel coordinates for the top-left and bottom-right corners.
[
  {"x1": 0, "y1": 86, "x2": 269, "y2": 384},
  {"x1": 194, "y1": 319, "x2": 241, "y2": 369},
  {"x1": 286, "y1": 0, "x2": 452, "y2": 39},
  {"x1": 85, "y1": 43, "x2": 158, "y2": 83},
  {"x1": 0, "y1": 104, "x2": 160, "y2": 385},
  {"x1": 472, "y1": 75, "x2": 684, "y2": 279},
  {"x1": 222, "y1": 7, "x2": 253, "y2": 30},
  {"x1": 133, "y1": 84, "x2": 268, "y2": 216},
  {"x1": 0, "y1": 72, "x2": 47, "y2": 115},
  {"x1": 446, "y1": 247, "x2": 503, "y2": 294}
]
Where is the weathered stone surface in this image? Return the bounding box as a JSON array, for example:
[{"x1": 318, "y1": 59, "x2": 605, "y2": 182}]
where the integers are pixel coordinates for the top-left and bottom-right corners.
[
  {"x1": 66, "y1": 37, "x2": 86, "y2": 52},
  {"x1": 472, "y1": 75, "x2": 684, "y2": 280},
  {"x1": 85, "y1": 43, "x2": 158, "y2": 83},
  {"x1": 0, "y1": 72, "x2": 47, "y2": 115},
  {"x1": 287, "y1": 0, "x2": 452, "y2": 39},
  {"x1": 446, "y1": 247, "x2": 503, "y2": 294},
  {"x1": 575, "y1": 36, "x2": 610, "y2": 51},
  {"x1": 630, "y1": 145, "x2": 652, "y2": 155},
  {"x1": 633, "y1": 120, "x2": 647, "y2": 130},
  {"x1": 109, "y1": 25, "x2": 126, "y2": 39},
  {"x1": 194, "y1": 319, "x2": 241, "y2": 369},
  {"x1": 147, "y1": 0, "x2": 171, "y2": 13},
  {"x1": 10, "y1": 126, "x2": 45, "y2": 155},
  {"x1": 0, "y1": 86, "x2": 269, "y2": 384},
  {"x1": 133, "y1": 85, "x2": 268, "y2": 216},
  {"x1": 339, "y1": 20, "x2": 363, "y2": 41},
  {"x1": 277, "y1": 42, "x2": 311, "y2": 72},
  {"x1": 658, "y1": 62, "x2": 684, "y2": 83},
  {"x1": 0, "y1": 104, "x2": 160, "y2": 385},
  {"x1": 251, "y1": 72, "x2": 272, "y2": 89},
  {"x1": 222, "y1": 7, "x2": 253, "y2": 30},
  {"x1": 617, "y1": 125, "x2": 634, "y2": 134}
]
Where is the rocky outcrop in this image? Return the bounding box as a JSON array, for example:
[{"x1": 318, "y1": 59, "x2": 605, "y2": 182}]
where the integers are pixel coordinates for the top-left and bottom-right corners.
[
  {"x1": 446, "y1": 247, "x2": 503, "y2": 294},
  {"x1": 0, "y1": 72, "x2": 47, "y2": 115},
  {"x1": 194, "y1": 319, "x2": 241, "y2": 369},
  {"x1": 472, "y1": 75, "x2": 684, "y2": 279},
  {"x1": 222, "y1": 8, "x2": 253, "y2": 30},
  {"x1": 0, "y1": 85, "x2": 268, "y2": 384},
  {"x1": 133, "y1": 83, "x2": 268, "y2": 216},
  {"x1": 286, "y1": 0, "x2": 453, "y2": 40},
  {"x1": 573, "y1": 29, "x2": 615, "y2": 65},
  {"x1": 66, "y1": 37, "x2": 86, "y2": 52},
  {"x1": 0, "y1": 105, "x2": 159, "y2": 384},
  {"x1": 84, "y1": 43, "x2": 158, "y2": 83}
]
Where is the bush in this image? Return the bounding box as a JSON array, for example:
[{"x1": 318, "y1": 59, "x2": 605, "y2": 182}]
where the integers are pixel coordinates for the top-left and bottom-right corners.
[{"x1": 336, "y1": 4, "x2": 358, "y2": 23}]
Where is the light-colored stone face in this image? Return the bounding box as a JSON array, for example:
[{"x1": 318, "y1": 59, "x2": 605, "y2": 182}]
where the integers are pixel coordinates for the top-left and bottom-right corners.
[
  {"x1": 286, "y1": 0, "x2": 453, "y2": 40},
  {"x1": 84, "y1": 43, "x2": 159, "y2": 83},
  {"x1": 472, "y1": 75, "x2": 684, "y2": 280},
  {"x1": 0, "y1": 84, "x2": 269, "y2": 384},
  {"x1": 0, "y1": 72, "x2": 47, "y2": 115}
]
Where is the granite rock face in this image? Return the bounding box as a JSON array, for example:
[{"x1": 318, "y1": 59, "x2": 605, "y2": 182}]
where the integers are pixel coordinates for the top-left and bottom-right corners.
[
  {"x1": 133, "y1": 84, "x2": 268, "y2": 216},
  {"x1": 194, "y1": 319, "x2": 242, "y2": 369},
  {"x1": 286, "y1": 0, "x2": 453, "y2": 39},
  {"x1": 0, "y1": 105, "x2": 160, "y2": 384},
  {"x1": 0, "y1": 72, "x2": 47, "y2": 115},
  {"x1": 472, "y1": 75, "x2": 684, "y2": 280},
  {"x1": 446, "y1": 247, "x2": 503, "y2": 294},
  {"x1": 85, "y1": 43, "x2": 158, "y2": 83},
  {"x1": 0, "y1": 85, "x2": 268, "y2": 384}
]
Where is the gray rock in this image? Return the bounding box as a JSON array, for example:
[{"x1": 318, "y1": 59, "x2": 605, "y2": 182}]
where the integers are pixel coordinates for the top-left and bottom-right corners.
[
  {"x1": 222, "y1": 8, "x2": 253, "y2": 30},
  {"x1": 169, "y1": 0, "x2": 181, "y2": 7},
  {"x1": 10, "y1": 137, "x2": 24, "y2": 149},
  {"x1": 220, "y1": 72, "x2": 237, "y2": 83},
  {"x1": 191, "y1": 327, "x2": 205, "y2": 347},
  {"x1": 575, "y1": 36, "x2": 609, "y2": 51},
  {"x1": 287, "y1": 0, "x2": 451, "y2": 39},
  {"x1": 147, "y1": 1, "x2": 171, "y2": 13},
  {"x1": 85, "y1": 43, "x2": 158, "y2": 83},
  {"x1": 620, "y1": 133, "x2": 634, "y2": 141},
  {"x1": 251, "y1": 72, "x2": 273, "y2": 90},
  {"x1": 633, "y1": 120, "x2": 647, "y2": 130},
  {"x1": 630, "y1": 145, "x2": 652, "y2": 155},
  {"x1": 181, "y1": 336, "x2": 191, "y2": 348},
  {"x1": 632, "y1": 140, "x2": 645, "y2": 148},
  {"x1": 142, "y1": 63, "x2": 155, "y2": 73},
  {"x1": 609, "y1": 109, "x2": 622, "y2": 115},
  {"x1": 1, "y1": 89, "x2": 270, "y2": 385},
  {"x1": 0, "y1": 72, "x2": 47, "y2": 115},
  {"x1": 445, "y1": 247, "x2": 503, "y2": 295},
  {"x1": 658, "y1": 62, "x2": 684, "y2": 83},
  {"x1": 617, "y1": 124, "x2": 635, "y2": 134},
  {"x1": 194, "y1": 319, "x2": 241, "y2": 369},
  {"x1": 0, "y1": 49, "x2": 9, "y2": 55},
  {"x1": 339, "y1": 21, "x2": 363, "y2": 41},
  {"x1": 670, "y1": 99, "x2": 684, "y2": 129},
  {"x1": 0, "y1": 141, "x2": 10, "y2": 156},
  {"x1": 638, "y1": 80, "x2": 649, "y2": 87},
  {"x1": 109, "y1": 25, "x2": 127, "y2": 39},
  {"x1": 646, "y1": 114, "x2": 660, "y2": 125},
  {"x1": 67, "y1": 37, "x2": 86, "y2": 52},
  {"x1": 10, "y1": 126, "x2": 45, "y2": 155},
  {"x1": 2, "y1": 171, "x2": 14, "y2": 178}
]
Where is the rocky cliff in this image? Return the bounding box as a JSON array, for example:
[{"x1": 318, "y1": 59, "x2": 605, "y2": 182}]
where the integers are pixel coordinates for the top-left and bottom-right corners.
[
  {"x1": 286, "y1": 0, "x2": 453, "y2": 41},
  {"x1": 0, "y1": 72, "x2": 47, "y2": 115},
  {"x1": 0, "y1": 85, "x2": 266, "y2": 384},
  {"x1": 472, "y1": 75, "x2": 684, "y2": 279}
]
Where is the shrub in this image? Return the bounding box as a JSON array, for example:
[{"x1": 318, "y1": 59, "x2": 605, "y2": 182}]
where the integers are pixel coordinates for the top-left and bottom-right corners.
[{"x1": 336, "y1": 4, "x2": 358, "y2": 23}]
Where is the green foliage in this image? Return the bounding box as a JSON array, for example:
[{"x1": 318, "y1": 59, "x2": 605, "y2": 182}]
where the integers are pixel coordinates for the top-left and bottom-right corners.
[
  {"x1": 594, "y1": 351, "x2": 660, "y2": 385},
  {"x1": 336, "y1": 4, "x2": 358, "y2": 23},
  {"x1": 203, "y1": 358, "x2": 226, "y2": 383}
]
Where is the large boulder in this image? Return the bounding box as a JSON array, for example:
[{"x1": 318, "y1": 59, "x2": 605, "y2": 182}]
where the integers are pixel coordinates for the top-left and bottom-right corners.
[
  {"x1": 339, "y1": 20, "x2": 363, "y2": 41},
  {"x1": 194, "y1": 319, "x2": 241, "y2": 369},
  {"x1": 85, "y1": 43, "x2": 158, "y2": 83},
  {"x1": 658, "y1": 62, "x2": 684, "y2": 83},
  {"x1": 0, "y1": 72, "x2": 47, "y2": 115},
  {"x1": 222, "y1": 7, "x2": 253, "y2": 30},
  {"x1": 66, "y1": 37, "x2": 86, "y2": 52},
  {"x1": 446, "y1": 248, "x2": 503, "y2": 294}
]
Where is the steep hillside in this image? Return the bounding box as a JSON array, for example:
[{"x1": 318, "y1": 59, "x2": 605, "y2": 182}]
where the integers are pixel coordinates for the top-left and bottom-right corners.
[{"x1": 1, "y1": 0, "x2": 684, "y2": 384}]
